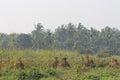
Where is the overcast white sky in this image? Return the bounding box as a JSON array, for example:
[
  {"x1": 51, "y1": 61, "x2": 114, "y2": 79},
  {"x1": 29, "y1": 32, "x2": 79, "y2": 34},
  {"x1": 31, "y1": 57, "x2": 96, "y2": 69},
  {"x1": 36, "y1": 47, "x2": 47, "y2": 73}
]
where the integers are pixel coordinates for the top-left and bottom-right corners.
[{"x1": 0, "y1": 0, "x2": 120, "y2": 33}]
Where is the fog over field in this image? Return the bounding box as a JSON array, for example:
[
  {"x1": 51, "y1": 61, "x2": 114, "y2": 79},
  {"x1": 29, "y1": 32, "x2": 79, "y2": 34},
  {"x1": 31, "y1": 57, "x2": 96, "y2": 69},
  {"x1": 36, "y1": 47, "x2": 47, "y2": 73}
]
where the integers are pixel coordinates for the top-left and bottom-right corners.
[{"x1": 0, "y1": 0, "x2": 120, "y2": 33}]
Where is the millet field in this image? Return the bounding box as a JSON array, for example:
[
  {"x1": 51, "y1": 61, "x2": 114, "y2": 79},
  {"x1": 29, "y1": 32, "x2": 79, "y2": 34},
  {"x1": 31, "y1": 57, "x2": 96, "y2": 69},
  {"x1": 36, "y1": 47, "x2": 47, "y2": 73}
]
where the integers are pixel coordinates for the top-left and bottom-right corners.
[{"x1": 0, "y1": 49, "x2": 120, "y2": 80}]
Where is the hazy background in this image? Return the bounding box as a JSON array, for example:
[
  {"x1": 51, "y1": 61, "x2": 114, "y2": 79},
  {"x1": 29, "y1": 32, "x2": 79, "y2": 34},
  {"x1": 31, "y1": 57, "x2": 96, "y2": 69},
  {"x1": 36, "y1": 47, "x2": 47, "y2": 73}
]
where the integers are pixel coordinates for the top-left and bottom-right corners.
[{"x1": 0, "y1": 0, "x2": 120, "y2": 33}]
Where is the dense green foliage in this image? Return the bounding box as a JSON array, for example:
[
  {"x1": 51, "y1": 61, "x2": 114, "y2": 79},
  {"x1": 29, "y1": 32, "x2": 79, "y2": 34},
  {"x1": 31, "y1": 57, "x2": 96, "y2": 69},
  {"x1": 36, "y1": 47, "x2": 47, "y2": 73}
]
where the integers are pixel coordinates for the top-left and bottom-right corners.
[{"x1": 0, "y1": 22, "x2": 120, "y2": 55}]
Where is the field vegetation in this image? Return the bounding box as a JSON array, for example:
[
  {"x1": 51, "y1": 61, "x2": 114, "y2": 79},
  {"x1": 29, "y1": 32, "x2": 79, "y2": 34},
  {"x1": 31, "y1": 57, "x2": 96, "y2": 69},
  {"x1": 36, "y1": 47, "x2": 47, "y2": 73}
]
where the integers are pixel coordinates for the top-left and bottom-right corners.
[{"x1": 0, "y1": 49, "x2": 120, "y2": 80}]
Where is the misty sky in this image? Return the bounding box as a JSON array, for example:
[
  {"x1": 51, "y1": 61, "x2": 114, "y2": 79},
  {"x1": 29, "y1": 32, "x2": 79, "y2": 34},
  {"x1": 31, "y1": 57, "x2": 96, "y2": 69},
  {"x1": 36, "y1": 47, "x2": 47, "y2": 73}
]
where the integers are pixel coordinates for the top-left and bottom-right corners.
[{"x1": 0, "y1": 0, "x2": 120, "y2": 33}]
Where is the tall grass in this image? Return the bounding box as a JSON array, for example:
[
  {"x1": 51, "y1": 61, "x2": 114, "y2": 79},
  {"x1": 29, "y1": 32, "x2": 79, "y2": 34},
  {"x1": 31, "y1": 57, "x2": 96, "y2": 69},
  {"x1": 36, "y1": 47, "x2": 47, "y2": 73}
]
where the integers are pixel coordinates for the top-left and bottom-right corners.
[{"x1": 0, "y1": 49, "x2": 120, "y2": 80}]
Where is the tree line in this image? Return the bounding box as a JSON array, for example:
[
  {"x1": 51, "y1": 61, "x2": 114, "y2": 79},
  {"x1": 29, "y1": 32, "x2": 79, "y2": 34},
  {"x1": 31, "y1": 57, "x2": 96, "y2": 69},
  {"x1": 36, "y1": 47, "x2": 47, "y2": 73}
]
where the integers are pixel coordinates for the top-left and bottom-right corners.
[{"x1": 0, "y1": 22, "x2": 120, "y2": 55}]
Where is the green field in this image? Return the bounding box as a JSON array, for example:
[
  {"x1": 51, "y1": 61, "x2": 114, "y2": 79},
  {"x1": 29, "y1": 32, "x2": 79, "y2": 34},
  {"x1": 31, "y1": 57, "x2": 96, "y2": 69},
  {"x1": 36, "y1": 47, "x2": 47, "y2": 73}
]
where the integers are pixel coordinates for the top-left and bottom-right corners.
[{"x1": 0, "y1": 49, "x2": 120, "y2": 80}]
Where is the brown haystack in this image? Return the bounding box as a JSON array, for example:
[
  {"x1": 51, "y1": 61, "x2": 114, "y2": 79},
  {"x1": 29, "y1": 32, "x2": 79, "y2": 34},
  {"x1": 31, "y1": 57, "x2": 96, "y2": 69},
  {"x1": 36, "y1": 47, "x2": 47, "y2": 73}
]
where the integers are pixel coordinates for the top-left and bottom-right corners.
[
  {"x1": 15, "y1": 58, "x2": 24, "y2": 69},
  {"x1": 108, "y1": 58, "x2": 119, "y2": 68},
  {"x1": 59, "y1": 57, "x2": 70, "y2": 67},
  {"x1": 82, "y1": 55, "x2": 96, "y2": 67},
  {"x1": 52, "y1": 57, "x2": 59, "y2": 68},
  {"x1": 82, "y1": 56, "x2": 90, "y2": 67}
]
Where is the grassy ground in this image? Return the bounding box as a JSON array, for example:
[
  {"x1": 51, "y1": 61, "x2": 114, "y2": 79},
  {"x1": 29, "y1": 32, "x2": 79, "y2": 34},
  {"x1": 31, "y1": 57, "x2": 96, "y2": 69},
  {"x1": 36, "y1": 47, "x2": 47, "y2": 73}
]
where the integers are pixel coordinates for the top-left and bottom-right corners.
[{"x1": 0, "y1": 49, "x2": 120, "y2": 80}]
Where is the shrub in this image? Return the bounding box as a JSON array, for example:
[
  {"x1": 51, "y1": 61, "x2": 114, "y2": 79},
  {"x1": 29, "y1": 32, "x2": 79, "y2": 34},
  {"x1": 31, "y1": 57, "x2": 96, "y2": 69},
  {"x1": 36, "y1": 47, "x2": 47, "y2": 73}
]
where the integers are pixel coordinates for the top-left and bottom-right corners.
[
  {"x1": 74, "y1": 70, "x2": 118, "y2": 80},
  {"x1": 45, "y1": 68, "x2": 59, "y2": 77},
  {"x1": 28, "y1": 67, "x2": 45, "y2": 80},
  {"x1": 17, "y1": 71, "x2": 27, "y2": 80},
  {"x1": 17, "y1": 67, "x2": 45, "y2": 80}
]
